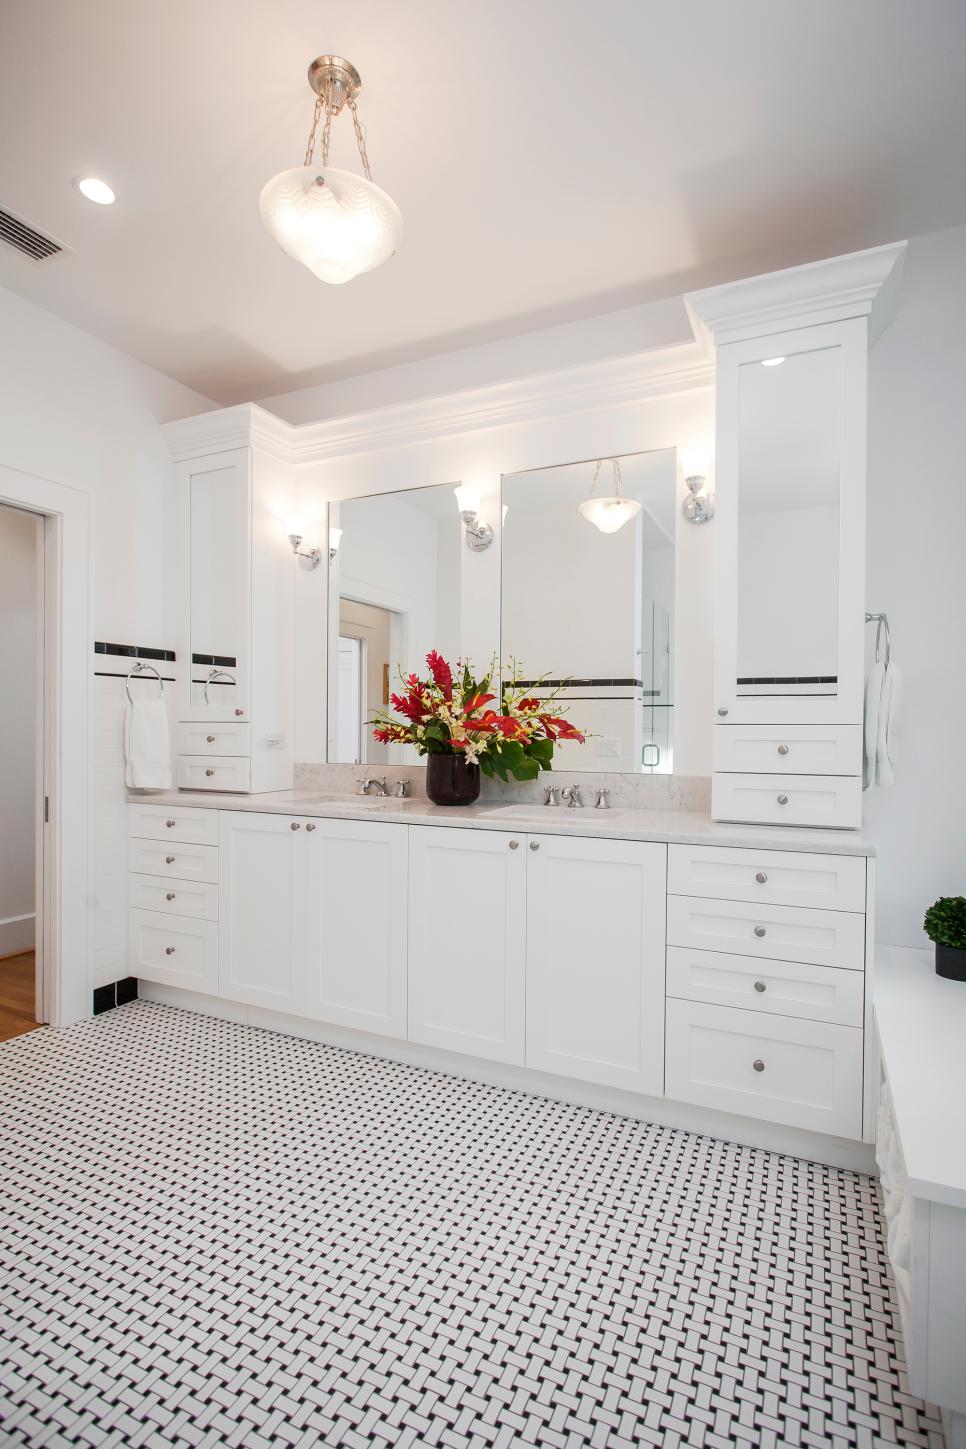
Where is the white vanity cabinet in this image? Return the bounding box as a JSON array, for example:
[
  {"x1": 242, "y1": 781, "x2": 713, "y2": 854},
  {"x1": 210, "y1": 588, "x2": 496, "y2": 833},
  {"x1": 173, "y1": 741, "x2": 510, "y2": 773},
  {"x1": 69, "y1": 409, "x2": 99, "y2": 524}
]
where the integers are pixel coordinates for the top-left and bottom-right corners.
[
  {"x1": 219, "y1": 812, "x2": 305, "y2": 1012},
  {"x1": 525, "y1": 834, "x2": 665, "y2": 1094},
  {"x1": 408, "y1": 826, "x2": 527, "y2": 1064},
  {"x1": 685, "y1": 242, "x2": 906, "y2": 829}
]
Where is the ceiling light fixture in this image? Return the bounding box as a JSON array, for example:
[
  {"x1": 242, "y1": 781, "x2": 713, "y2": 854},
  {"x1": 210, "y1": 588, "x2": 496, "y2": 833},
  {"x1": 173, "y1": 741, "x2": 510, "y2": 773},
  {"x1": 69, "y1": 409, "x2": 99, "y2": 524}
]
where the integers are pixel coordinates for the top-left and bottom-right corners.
[
  {"x1": 761, "y1": 356, "x2": 786, "y2": 367},
  {"x1": 578, "y1": 458, "x2": 641, "y2": 534},
  {"x1": 260, "y1": 54, "x2": 402, "y2": 285},
  {"x1": 75, "y1": 177, "x2": 116, "y2": 205}
]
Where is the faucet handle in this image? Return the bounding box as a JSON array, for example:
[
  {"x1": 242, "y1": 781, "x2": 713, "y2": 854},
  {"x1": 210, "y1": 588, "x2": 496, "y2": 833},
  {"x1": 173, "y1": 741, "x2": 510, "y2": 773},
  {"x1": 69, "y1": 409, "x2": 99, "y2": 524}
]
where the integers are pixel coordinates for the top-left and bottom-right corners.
[
  {"x1": 395, "y1": 780, "x2": 409, "y2": 798},
  {"x1": 594, "y1": 787, "x2": 610, "y2": 810},
  {"x1": 543, "y1": 784, "x2": 560, "y2": 806},
  {"x1": 357, "y1": 777, "x2": 371, "y2": 795}
]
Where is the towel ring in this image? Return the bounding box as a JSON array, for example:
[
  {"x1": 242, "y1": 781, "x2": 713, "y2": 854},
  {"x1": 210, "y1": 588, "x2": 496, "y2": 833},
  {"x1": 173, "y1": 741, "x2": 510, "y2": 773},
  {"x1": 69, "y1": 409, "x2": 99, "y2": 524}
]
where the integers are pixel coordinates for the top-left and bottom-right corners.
[
  {"x1": 125, "y1": 661, "x2": 165, "y2": 703},
  {"x1": 203, "y1": 667, "x2": 236, "y2": 706},
  {"x1": 865, "y1": 612, "x2": 892, "y2": 668}
]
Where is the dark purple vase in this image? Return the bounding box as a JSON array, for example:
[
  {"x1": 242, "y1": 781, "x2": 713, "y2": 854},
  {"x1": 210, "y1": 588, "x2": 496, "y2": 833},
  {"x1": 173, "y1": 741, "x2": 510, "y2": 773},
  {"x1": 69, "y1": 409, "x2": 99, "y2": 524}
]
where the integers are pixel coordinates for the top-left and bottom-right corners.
[{"x1": 426, "y1": 752, "x2": 481, "y2": 806}]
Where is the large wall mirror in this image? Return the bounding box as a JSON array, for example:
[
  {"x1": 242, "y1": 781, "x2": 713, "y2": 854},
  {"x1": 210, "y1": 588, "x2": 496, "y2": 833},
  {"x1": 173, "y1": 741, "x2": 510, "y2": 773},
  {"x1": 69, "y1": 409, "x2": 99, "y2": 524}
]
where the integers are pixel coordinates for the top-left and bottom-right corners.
[
  {"x1": 501, "y1": 449, "x2": 677, "y2": 774},
  {"x1": 736, "y1": 347, "x2": 841, "y2": 698},
  {"x1": 326, "y1": 483, "x2": 462, "y2": 764}
]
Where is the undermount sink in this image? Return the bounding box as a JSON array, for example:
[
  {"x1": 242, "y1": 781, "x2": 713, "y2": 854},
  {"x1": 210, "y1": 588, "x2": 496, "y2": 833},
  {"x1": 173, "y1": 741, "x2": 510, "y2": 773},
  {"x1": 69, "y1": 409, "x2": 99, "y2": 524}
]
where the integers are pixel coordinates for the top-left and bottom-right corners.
[
  {"x1": 298, "y1": 793, "x2": 396, "y2": 809},
  {"x1": 481, "y1": 803, "x2": 630, "y2": 822}
]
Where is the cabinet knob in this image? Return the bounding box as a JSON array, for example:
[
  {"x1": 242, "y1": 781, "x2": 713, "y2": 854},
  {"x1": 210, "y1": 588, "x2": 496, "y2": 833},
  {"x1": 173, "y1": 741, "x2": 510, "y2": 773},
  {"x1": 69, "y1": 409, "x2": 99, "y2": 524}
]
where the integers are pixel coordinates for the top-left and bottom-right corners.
[
  {"x1": 717, "y1": 707, "x2": 729, "y2": 717},
  {"x1": 234, "y1": 708, "x2": 244, "y2": 717},
  {"x1": 165, "y1": 856, "x2": 175, "y2": 864},
  {"x1": 777, "y1": 743, "x2": 789, "y2": 756},
  {"x1": 205, "y1": 769, "x2": 215, "y2": 777},
  {"x1": 753, "y1": 1058, "x2": 765, "y2": 1073},
  {"x1": 754, "y1": 926, "x2": 767, "y2": 938},
  {"x1": 290, "y1": 821, "x2": 301, "y2": 830},
  {"x1": 206, "y1": 735, "x2": 216, "y2": 743},
  {"x1": 529, "y1": 841, "x2": 540, "y2": 851},
  {"x1": 777, "y1": 794, "x2": 789, "y2": 806},
  {"x1": 165, "y1": 946, "x2": 176, "y2": 956},
  {"x1": 165, "y1": 819, "x2": 176, "y2": 828},
  {"x1": 165, "y1": 892, "x2": 176, "y2": 901},
  {"x1": 754, "y1": 980, "x2": 766, "y2": 993},
  {"x1": 508, "y1": 839, "x2": 519, "y2": 849},
  {"x1": 755, "y1": 871, "x2": 767, "y2": 884},
  {"x1": 305, "y1": 823, "x2": 316, "y2": 832}
]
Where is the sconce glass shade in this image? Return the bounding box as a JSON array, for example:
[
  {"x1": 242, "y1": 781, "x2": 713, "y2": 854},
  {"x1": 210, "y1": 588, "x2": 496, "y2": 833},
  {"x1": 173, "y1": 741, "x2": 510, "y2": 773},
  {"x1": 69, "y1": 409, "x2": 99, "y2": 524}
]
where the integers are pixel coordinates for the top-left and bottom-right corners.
[
  {"x1": 453, "y1": 484, "x2": 480, "y2": 516},
  {"x1": 577, "y1": 495, "x2": 641, "y2": 534},
  {"x1": 329, "y1": 526, "x2": 343, "y2": 554},
  {"x1": 259, "y1": 167, "x2": 403, "y2": 285}
]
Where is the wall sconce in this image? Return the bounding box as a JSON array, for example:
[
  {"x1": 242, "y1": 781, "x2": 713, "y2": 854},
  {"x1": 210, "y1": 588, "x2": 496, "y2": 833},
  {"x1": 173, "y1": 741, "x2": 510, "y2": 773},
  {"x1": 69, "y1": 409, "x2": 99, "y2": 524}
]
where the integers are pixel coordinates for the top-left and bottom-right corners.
[
  {"x1": 682, "y1": 475, "x2": 715, "y2": 524},
  {"x1": 288, "y1": 532, "x2": 322, "y2": 567},
  {"x1": 329, "y1": 527, "x2": 343, "y2": 561},
  {"x1": 454, "y1": 484, "x2": 493, "y2": 551}
]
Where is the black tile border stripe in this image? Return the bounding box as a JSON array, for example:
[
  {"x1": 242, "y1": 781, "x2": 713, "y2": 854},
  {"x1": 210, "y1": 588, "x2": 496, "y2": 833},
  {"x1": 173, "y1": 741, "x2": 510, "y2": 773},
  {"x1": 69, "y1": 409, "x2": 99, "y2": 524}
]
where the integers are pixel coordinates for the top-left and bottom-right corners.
[
  {"x1": 95, "y1": 641, "x2": 176, "y2": 662},
  {"x1": 191, "y1": 653, "x2": 237, "y2": 668}
]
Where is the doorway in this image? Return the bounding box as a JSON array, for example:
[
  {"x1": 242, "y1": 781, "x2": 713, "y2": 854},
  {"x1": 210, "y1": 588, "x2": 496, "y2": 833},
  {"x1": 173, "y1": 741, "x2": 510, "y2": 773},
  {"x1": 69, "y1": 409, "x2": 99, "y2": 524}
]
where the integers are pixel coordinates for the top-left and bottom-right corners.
[
  {"x1": 0, "y1": 502, "x2": 44, "y2": 1041},
  {"x1": 338, "y1": 599, "x2": 395, "y2": 765}
]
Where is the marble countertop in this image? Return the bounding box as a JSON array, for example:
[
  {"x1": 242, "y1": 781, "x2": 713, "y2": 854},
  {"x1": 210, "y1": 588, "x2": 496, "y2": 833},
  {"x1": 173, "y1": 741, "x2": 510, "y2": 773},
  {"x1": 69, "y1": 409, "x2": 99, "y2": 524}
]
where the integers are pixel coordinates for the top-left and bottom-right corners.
[
  {"x1": 130, "y1": 788, "x2": 876, "y2": 856},
  {"x1": 875, "y1": 949, "x2": 966, "y2": 1208}
]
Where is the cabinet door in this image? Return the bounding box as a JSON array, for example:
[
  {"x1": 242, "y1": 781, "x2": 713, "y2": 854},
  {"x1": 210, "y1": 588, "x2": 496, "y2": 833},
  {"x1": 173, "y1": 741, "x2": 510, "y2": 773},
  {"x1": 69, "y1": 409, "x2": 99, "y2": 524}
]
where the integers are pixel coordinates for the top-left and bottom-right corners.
[
  {"x1": 525, "y1": 836, "x2": 667, "y2": 1094},
  {"x1": 219, "y1": 812, "x2": 304, "y2": 1010},
  {"x1": 408, "y1": 826, "x2": 526, "y2": 1064},
  {"x1": 303, "y1": 820, "x2": 408, "y2": 1038}
]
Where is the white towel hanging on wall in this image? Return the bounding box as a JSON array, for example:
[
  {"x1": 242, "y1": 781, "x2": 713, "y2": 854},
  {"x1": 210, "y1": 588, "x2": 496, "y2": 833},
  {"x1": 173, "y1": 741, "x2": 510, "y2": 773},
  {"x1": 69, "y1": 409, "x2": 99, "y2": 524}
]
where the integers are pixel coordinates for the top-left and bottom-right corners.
[
  {"x1": 124, "y1": 663, "x2": 172, "y2": 790},
  {"x1": 864, "y1": 613, "x2": 898, "y2": 790}
]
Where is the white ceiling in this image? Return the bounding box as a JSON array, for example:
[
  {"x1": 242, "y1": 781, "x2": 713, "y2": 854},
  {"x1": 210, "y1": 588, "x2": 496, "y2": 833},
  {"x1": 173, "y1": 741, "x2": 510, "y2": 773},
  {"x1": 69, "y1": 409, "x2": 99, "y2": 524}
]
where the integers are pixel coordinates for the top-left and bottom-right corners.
[{"x1": 2, "y1": 0, "x2": 965, "y2": 405}]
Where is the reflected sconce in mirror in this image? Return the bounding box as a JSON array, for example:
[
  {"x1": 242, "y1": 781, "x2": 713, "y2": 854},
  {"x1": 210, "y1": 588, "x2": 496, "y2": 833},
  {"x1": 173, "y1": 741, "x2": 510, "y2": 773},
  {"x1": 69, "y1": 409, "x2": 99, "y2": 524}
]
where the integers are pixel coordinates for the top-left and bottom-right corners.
[
  {"x1": 578, "y1": 457, "x2": 641, "y2": 534},
  {"x1": 288, "y1": 532, "x2": 322, "y2": 567},
  {"x1": 454, "y1": 485, "x2": 494, "y2": 551},
  {"x1": 682, "y1": 474, "x2": 715, "y2": 524},
  {"x1": 328, "y1": 527, "x2": 343, "y2": 561}
]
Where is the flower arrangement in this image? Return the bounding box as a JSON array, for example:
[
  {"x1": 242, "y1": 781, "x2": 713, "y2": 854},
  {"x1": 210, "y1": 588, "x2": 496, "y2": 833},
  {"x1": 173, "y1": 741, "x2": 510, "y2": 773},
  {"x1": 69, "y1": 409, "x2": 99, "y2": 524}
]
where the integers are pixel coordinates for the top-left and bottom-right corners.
[{"x1": 369, "y1": 651, "x2": 585, "y2": 782}]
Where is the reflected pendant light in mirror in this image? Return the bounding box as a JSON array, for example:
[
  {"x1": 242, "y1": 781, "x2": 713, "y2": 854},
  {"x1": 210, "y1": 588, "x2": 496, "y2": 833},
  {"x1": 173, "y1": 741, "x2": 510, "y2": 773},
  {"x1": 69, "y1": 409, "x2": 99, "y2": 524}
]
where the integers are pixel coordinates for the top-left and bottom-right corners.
[
  {"x1": 260, "y1": 55, "x2": 403, "y2": 284},
  {"x1": 578, "y1": 457, "x2": 641, "y2": 533}
]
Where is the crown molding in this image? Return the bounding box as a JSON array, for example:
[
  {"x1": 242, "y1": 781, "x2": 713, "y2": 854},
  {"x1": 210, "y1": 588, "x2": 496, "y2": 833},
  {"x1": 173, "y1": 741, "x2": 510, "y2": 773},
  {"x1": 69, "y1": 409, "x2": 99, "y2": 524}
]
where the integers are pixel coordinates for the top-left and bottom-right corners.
[
  {"x1": 684, "y1": 240, "x2": 907, "y2": 349},
  {"x1": 162, "y1": 344, "x2": 713, "y2": 466}
]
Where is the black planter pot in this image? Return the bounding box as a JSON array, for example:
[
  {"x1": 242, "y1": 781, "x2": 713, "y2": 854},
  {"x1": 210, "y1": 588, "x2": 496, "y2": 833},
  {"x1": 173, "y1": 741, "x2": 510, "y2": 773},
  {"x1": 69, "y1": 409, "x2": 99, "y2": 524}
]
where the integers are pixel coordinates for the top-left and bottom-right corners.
[
  {"x1": 426, "y1": 752, "x2": 481, "y2": 807},
  {"x1": 936, "y1": 943, "x2": 966, "y2": 981}
]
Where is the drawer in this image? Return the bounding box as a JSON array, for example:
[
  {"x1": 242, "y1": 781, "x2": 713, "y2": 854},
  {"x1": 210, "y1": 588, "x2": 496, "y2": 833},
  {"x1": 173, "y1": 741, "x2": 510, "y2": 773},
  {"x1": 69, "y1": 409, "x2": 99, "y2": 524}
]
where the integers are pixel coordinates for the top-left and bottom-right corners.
[
  {"x1": 712, "y1": 772, "x2": 862, "y2": 829},
  {"x1": 668, "y1": 844, "x2": 866, "y2": 912},
  {"x1": 666, "y1": 895, "x2": 865, "y2": 970},
  {"x1": 129, "y1": 909, "x2": 218, "y2": 992},
  {"x1": 665, "y1": 998, "x2": 863, "y2": 1138},
  {"x1": 129, "y1": 873, "x2": 218, "y2": 922},
  {"x1": 128, "y1": 837, "x2": 219, "y2": 883},
  {"x1": 666, "y1": 947, "x2": 864, "y2": 1027},
  {"x1": 714, "y1": 725, "x2": 862, "y2": 777},
  {"x1": 176, "y1": 722, "x2": 251, "y2": 757},
  {"x1": 177, "y1": 755, "x2": 252, "y2": 793},
  {"x1": 128, "y1": 802, "x2": 219, "y2": 846}
]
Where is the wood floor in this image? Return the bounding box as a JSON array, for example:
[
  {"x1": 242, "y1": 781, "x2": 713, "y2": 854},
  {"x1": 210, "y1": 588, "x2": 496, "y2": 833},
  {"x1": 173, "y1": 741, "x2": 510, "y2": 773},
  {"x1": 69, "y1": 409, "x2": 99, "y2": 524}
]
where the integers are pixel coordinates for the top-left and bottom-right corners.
[{"x1": 0, "y1": 951, "x2": 40, "y2": 1042}]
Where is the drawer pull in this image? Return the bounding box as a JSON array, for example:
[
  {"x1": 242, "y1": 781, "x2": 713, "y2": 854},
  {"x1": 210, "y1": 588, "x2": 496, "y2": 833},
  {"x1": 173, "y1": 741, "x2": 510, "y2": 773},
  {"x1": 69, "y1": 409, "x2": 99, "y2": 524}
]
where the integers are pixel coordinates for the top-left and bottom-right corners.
[
  {"x1": 206, "y1": 735, "x2": 216, "y2": 743},
  {"x1": 305, "y1": 823, "x2": 316, "y2": 832},
  {"x1": 755, "y1": 871, "x2": 767, "y2": 884},
  {"x1": 777, "y1": 794, "x2": 789, "y2": 806},
  {"x1": 717, "y1": 707, "x2": 729, "y2": 717},
  {"x1": 235, "y1": 708, "x2": 244, "y2": 717},
  {"x1": 754, "y1": 980, "x2": 766, "y2": 993},
  {"x1": 754, "y1": 926, "x2": 767, "y2": 938},
  {"x1": 205, "y1": 769, "x2": 215, "y2": 777},
  {"x1": 509, "y1": 839, "x2": 519, "y2": 849},
  {"x1": 777, "y1": 743, "x2": 789, "y2": 756},
  {"x1": 166, "y1": 819, "x2": 176, "y2": 828},
  {"x1": 529, "y1": 841, "x2": 540, "y2": 851},
  {"x1": 165, "y1": 892, "x2": 176, "y2": 901},
  {"x1": 753, "y1": 1058, "x2": 765, "y2": 1073},
  {"x1": 290, "y1": 821, "x2": 301, "y2": 830},
  {"x1": 165, "y1": 946, "x2": 176, "y2": 956},
  {"x1": 165, "y1": 855, "x2": 175, "y2": 864}
]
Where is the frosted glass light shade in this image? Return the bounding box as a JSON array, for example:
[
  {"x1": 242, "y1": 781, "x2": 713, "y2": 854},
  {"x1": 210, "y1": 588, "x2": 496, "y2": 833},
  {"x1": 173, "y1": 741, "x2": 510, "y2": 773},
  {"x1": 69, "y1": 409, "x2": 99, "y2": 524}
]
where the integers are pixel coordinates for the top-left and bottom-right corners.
[
  {"x1": 577, "y1": 495, "x2": 641, "y2": 534},
  {"x1": 454, "y1": 484, "x2": 480, "y2": 516},
  {"x1": 259, "y1": 166, "x2": 403, "y2": 284}
]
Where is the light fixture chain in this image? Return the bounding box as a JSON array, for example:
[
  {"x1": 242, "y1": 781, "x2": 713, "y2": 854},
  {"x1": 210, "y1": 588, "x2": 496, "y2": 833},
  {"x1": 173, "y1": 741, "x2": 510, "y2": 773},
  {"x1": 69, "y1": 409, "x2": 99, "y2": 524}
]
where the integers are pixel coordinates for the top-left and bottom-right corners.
[
  {"x1": 303, "y1": 94, "x2": 324, "y2": 167},
  {"x1": 321, "y1": 103, "x2": 332, "y2": 167},
  {"x1": 613, "y1": 456, "x2": 624, "y2": 496},
  {"x1": 347, "y1": 96, "x2": 373, "y2": 181}
]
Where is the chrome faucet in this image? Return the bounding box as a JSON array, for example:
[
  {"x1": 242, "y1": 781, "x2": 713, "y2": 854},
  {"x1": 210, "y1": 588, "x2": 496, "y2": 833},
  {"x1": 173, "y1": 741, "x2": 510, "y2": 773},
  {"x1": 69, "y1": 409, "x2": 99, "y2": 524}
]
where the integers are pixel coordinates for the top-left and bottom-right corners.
[
  {"x1": 358, "y1": 777, "x2": 390, "y2": 796},
  {"x1": 560, "y1": 784, "x2": 583, "y2": 808},
  {"x1": 543, "y1": 784, "x2": 560, "y2": 807},
  {"x1": 594, "y1": 787, "x2": 610, "y2": 810}
]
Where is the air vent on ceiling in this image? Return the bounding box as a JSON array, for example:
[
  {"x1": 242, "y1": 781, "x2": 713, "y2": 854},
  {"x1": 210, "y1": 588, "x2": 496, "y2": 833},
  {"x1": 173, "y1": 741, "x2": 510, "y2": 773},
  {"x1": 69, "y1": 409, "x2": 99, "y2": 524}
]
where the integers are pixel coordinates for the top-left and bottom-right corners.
[{"x1": 0, "y1": 207, "x2": 64, "y2": 261}]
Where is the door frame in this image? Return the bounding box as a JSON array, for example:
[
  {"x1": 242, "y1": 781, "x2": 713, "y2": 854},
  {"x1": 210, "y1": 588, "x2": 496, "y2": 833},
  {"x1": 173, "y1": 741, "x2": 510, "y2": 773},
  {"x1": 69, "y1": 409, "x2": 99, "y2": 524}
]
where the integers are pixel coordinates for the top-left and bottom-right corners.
[{"x1": 0, "y1": 464, "x2": 90, "y2": 1027}]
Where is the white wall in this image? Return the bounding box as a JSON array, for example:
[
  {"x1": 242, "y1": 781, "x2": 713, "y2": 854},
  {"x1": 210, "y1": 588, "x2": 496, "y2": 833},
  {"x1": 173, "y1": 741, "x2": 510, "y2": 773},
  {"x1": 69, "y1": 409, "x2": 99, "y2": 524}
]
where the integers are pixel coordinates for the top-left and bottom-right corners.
[
  {"x1": 0, "y1": 505, "x2": 39, "y2": 956},
  {"x1": 0, "y1": 284, "x2": 213, "y2": 991},
  {"x1": 864, "y1": 223, "x2": 966, "y2": 948}
]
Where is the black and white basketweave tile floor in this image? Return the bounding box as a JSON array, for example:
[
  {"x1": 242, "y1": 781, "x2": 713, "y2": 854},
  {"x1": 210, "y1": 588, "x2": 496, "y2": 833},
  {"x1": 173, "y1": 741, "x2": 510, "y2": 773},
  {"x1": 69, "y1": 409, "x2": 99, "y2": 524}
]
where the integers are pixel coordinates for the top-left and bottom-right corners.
[{"x1": 0, "y1": 1002, "x2": 944, "y2": 1449}]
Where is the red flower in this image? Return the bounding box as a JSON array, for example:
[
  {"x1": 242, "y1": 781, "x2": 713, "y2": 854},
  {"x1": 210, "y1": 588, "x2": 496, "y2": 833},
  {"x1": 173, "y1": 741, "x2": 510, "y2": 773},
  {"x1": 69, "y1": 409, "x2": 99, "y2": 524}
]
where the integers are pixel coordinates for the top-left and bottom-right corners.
[
  {"x1": 464, "y1": 691, "x2": 496, "y2": 713},
  {"x1": 426, "y1": 650, "x2": 453, "y2": 701},
  {"x1": 390, "y1": 691, "x2": 426, "y2": 724}
]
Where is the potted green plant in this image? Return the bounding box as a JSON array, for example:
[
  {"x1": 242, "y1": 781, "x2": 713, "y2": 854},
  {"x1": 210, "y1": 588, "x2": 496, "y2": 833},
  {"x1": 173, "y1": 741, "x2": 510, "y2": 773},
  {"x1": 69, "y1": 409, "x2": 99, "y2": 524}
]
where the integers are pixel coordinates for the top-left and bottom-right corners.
[{"x1": 924, "y1": 896, "x2": 966, "y2": 981}]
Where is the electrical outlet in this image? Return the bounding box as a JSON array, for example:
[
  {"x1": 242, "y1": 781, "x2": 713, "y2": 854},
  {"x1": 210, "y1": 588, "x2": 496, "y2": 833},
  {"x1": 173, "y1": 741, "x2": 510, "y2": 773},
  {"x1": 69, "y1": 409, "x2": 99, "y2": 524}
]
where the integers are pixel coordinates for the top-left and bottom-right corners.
[
  {"x1": 595, "y1": 737, "x2": 621, "y2": 757},
  {"x1": 265, "y1": 735, "x2": 285, "y2": 749}
]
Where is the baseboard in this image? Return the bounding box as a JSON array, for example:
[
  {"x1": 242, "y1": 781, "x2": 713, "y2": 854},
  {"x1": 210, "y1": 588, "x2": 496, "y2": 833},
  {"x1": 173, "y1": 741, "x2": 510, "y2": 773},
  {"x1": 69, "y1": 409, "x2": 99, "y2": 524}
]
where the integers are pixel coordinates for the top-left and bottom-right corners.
[
  {"x1": 0, "y1": 915, "x2": 35, "y2": 957},
  {"x1": 137, "y1": 980, "x2": 877, "y2": 1175}
]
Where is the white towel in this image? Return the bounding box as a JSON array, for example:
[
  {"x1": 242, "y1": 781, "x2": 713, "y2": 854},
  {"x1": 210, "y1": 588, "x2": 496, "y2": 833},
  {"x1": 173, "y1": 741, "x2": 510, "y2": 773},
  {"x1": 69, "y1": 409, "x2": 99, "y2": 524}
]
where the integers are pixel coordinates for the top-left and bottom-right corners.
[
  {"x1": 875, "y1": 662, "x2": 901, "y2": 788},
  {"x1": 863, "y1": 659, "x2": 884, "y2": 790},
  {"x1": 125, "y1": 697, "x2": 172, "y2": 789}
]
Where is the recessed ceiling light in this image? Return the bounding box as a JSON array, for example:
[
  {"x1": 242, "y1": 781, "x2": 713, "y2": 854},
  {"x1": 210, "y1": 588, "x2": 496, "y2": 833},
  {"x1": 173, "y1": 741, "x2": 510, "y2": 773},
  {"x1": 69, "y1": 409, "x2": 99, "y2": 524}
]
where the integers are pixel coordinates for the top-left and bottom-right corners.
[
  {"x1": 761, "y1": 356, "x2": 786, "y2": 367},
  {"x1": 75, "y1": 177, "x2": 116, "y2": 205}
]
